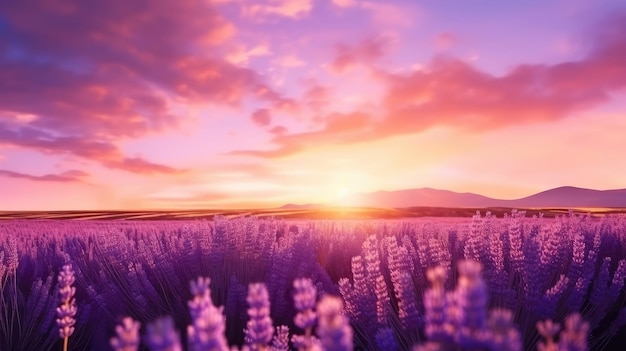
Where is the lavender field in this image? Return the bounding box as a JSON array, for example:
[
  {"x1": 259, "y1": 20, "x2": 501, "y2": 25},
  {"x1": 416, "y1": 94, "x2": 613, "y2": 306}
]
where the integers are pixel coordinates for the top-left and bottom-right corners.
[{"x1": 1, "y1": 211, "x2": 625, "y2": 350}]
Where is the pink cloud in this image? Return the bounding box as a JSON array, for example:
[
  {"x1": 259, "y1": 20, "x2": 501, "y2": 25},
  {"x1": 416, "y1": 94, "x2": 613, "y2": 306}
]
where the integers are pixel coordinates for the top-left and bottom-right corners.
[
  {"x1": 0, "y1": 169, "x2": 88, "y2": 182},
  {"x1": 0, "y1": 0, "x2": 290, "y2": 172},
  {"x1": 0, "y1": 124, "x2": 184, "y2": 174},
  {"x1": 275, "y1": 54, "x2": 306, "y2": 68},
  {"x1": 359, "y1": 1, "x2": 413, "y2": 27},
  {"x1": 435, "y1": 32, "x2": 457, "y2": 50},
  {"x1": 230, "y1": 111, "x2": 372, "y2": 157},
  {"x1": 243, "y1": 0, "x2": 313, "y2": 19},
  {"x1": 226, "y1": 44, "x2": 272, "y2": 65},
  {"x1": 331, "y1": 0, "x2": 357, "y2": 8},
  {"x1": 332, "y1": 36, "x2": 392, "y2": 72},
  {"x1": 304, "y1": 85, "x2": 330, "y2": 112},
  {"x1": 231, "y1": 13, "x2": 626, "y2": 158},
  {"x1": 251, "y1": 109, "x2": 273, "y2": 126},
  {"x1": 109, "y1": 158, "x2": 185, "y2": 175},
  {"x1": 269, "y1": 125, "x2": 288, "y2": 135},
  {"x1": 229, "y1": 144, "x2": 304, "y2": 158}
]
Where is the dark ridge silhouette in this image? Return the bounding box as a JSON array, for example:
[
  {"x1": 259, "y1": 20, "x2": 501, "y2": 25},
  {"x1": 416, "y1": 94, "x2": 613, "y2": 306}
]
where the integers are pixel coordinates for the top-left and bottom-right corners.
[{"x1": 311, "y1": 186, "x2": 626, "y2": 208}]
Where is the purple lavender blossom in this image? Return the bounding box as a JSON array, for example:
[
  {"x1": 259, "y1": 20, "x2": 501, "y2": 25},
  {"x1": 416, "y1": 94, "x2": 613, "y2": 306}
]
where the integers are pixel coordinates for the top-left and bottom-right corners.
[
  {"x1": 110, "y1": 317, "x2": 141, "y2": 351},
  {"x1": 145, "y1": 316, "x2": 183, "y2": 351},
  {"x1": 537, "y1": 319, "x2": 560, "y2": 351},
  {"x1": 57, "y1": 264, "x2": 77, "y2": 351},
  {"x1": 316, "y1": 296, "x2": 353, "y2": 351},
  {"x1": 271, "y1": 325, "x2": 290, "y2": 351},
  {"x1": 454, "y1": 260, "x2": 489, "y2": 347},
  {"x1": 542, "y1": 274, "x2": 570, "y2": 318},
  {"x1": 395, "y1": 271, "x2": 421, "y2": 330},
  {"x1": 293, "y1": 278, "x2": 317, "y2": 330},
  {"x1": 424, "y1": 266, "x2": 449, "y2": 342},
  {"x1": 291, "y1": 334, "x2": 321, "y2": 350},
  {"x1": 558, "y1": 313, "x2": 589, "y2": 351},
  {"x1": 187, "y1": 277, "x2": 229, "y2": 351},
  {"x1": 244, "y1": 283, "x2": 274, "y2": 350},
  {"x1": 412, "y1": 342, "x2": 447, "y2": 351},
  {"x1": 486, "y1": 309, "x2": 521, "y2": 351}
]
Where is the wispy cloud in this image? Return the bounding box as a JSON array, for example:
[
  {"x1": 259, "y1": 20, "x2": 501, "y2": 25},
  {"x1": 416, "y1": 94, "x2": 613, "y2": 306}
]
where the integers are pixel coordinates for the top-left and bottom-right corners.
[
  {"x1": 332, "y1": 35, "x2": 393, "y2": 72},
  {"x1": 0, "y1": 124, "x2": 184, "y2": 174},
  {"x1": 0, "y1": 169, "x2": 88, "y2": 182},
  {"x1": 243, "y1": 0, "x2": 313, "y2": 19},
  {"x1": 251, "y1": 109, "x2": 273, "y2": 126},
  {"x1": 331, "y1": 0, "x2": 357, "y2": 8},
  {"x1": 0, "y1": 0, "x2": 289, "y2": 172},
  {"x1": 231, "y1": 13, "x2": 626, "y2": 158}
]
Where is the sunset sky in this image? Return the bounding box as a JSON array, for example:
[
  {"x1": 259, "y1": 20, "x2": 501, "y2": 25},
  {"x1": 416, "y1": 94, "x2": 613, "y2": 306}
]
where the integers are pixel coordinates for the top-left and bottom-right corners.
[{"x1": 1, "y1": 0, "x2": 626, "y2": 210}]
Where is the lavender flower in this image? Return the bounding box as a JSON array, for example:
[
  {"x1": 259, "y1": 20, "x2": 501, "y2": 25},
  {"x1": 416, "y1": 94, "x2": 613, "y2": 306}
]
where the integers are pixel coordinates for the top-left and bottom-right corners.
[
  {"x1": 412, "y1": 342, "x2": 447, "y2": 351},
  {"x1": 424, "y1": 266, "x2": 449, "y2": 342},
  {"x1": 349, "y1": 255, "x2": 376, "y2": 331},
  {"x1": 486, "y1": 309, "x2": 521, "y2": 351},
  {"x1": 537, "y1": 319, "x2": 560, "y2": 351},
  {"x1": 244, "y1": 283, "x2": 274, "y2": 350},
  {"x1": 57, "y1": 264, "x2": 77, "y2": 351},
  {"x1": 542, "y1": 274, "x2": 570, "y2": 318},
  {"x1": 291, "y1": 334, "x2": 321, "y2": 350},
  {"x1": 455, "y1": 261, "x2": 488, "y2": 346},
  {"x1": 187, "y1": 277, "x2": 229, "y2": 351},
  {"x1": 338, "y1": 278, "x2": 357, "y2": 323},
  {"x1": 110, "y1": 317, "x2": 141, "y2": 351},
  {"x1": 558, "y1": 313, "x2": 589, "y2": 351},
  {"x1": 271, "y1": 326, "x2": 290, "y2": 351},
  {"x1": 363, "y1": 236, "x2": 389, "y2": 327},
  {"x1": 395, "y1": 271, "x2": 421, "y2": 330},
  {"x1": 293, "y1": 278, "x2": 317, "y2": 330},
  {"x1": 145, "y1": 316, "x2": 182, "y2": 351},
  {"x1": 316, "y1": 296, "x2": 353, "y2": 351}
]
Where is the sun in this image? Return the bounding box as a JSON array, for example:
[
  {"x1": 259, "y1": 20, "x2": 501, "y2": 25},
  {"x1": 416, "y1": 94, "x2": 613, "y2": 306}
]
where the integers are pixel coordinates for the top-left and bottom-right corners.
[
  {"x1": 334, "y1": 186, "x2": 355, "y2": 207},
  {"x1": 337, "y1": 186, "x2": 349, "y2": 200}
]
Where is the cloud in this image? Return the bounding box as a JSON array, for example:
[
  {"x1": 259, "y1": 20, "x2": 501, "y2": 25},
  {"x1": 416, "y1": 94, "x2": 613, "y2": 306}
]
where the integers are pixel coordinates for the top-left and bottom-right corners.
[
  {"x1": 229, "y1": 111, "x2": 372, "y2": 157},
  {"x1": 275, "y1": 54, "x2": 306, "y2": 68},
  {"x1": 0, "y1": 169, "x2": 88, "y2": 182},
  {"x1": 332, "y1": 35, "x2": 392, "y2": 72},
  {"x1": 243, "y1": 0, "x2": 313, "y2": 19},
  {"x1": 435, "y1": 32, "x2": 457, "y2": 50},
  {"x1": 304, "y1": 84, "x2": 330, "y2": 112},
  {"x1": 0, "y1": 0, "x2": 288, "y2": 171},
  {"x1": 359, "y1": 1, "x2": 413, "y2": 27},
  {"x1": 251, "y1": 109, "x2": 273, "y2": 126},
  {"x1": 226, "y1": 44, "x2": 272, "y2": 65},
  {"x1": 381, "y1": 25, "x2": 626, "y2": 134},
  {"x1": 331, "y1": 0, "x2": 357, "y2": 8},
  {"x1": 0, "y1": 123, "x2": 184, "y2": 174},
  {"x1": 270, "y1": 125, "x2": 288, "y2": 135},
  {"x1": 231, "y1": 13, "x2": 626, "y2": 158},
  {"x1": 108, "y1": 158, "x2": 185, "y2": 175}
]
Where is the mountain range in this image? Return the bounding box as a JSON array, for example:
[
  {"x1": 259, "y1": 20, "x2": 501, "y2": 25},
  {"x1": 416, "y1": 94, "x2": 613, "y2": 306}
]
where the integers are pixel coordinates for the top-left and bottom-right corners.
[{"x1": 281, "y1": 186, "x2": 626, "y2": 209}]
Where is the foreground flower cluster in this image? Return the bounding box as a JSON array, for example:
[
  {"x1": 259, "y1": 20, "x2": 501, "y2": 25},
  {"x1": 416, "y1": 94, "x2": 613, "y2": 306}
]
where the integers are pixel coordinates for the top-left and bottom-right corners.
[
  {"x1": 109, "y1": 277, "x2": 353, "y2": 351},
  {"x1": 106, "y1": 268, "x2": 589, "y2": 351},
  {"x1": 0, "y1": 211, "x2": 624, "y2": 350}
]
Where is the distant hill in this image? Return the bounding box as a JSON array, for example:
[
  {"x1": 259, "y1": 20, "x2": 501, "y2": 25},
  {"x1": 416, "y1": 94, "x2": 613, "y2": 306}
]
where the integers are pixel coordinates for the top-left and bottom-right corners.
[
  {"x1": 509, "y1": 186, "x2": 626, "y2": 208},
  {"x1": 284, "y1": 186, "x2": 626, "y2": 209},
  {"x1": 343, "y1": 188, "x2": 502, "y2": 208}
]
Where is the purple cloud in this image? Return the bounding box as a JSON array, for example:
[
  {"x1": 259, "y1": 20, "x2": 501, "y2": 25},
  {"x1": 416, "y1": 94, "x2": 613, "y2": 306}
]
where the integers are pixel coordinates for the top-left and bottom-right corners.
[{"x1": 0, "y1": 169, "x2": 88, "y2": 182}]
